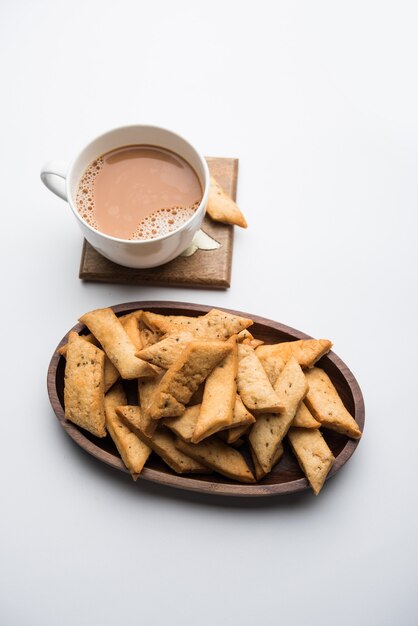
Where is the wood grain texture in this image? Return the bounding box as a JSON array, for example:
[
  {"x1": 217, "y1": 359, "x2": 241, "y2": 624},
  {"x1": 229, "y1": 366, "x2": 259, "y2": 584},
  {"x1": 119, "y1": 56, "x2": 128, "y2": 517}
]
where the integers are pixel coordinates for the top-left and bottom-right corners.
[
  {"x1": 47, "y1": 301, "x2": 365, "y2": 498},
  {"x1": 79, "y1": 157, "x2": 237, "y2": 289}
]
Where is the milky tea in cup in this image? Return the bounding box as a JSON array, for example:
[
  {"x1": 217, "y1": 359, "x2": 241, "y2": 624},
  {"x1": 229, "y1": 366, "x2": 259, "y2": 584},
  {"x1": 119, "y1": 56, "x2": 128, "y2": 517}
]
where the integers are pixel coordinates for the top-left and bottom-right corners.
[{"x1": 75, "y1": 145, "x2": 203, "y2": 241}]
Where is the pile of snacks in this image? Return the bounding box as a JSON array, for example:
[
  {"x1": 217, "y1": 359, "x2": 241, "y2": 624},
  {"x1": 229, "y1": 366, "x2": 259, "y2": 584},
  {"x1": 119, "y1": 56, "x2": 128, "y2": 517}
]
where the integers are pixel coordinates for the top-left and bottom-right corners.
[{"x1": 59, "y1": 307, "x2": 362, "y2": 495}]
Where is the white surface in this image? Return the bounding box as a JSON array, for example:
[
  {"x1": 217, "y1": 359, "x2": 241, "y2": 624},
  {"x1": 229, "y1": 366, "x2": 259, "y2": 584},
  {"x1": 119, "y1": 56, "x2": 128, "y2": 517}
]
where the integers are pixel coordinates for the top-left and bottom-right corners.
[{"x1": 1, "y1": 1, "x2": 417, "y2": 624}]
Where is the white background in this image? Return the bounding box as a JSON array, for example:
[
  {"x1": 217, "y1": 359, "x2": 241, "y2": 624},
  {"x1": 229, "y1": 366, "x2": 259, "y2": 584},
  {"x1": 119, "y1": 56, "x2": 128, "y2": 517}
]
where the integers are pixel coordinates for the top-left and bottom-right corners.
[{"x1": 1, "y1": 1, "x2": 417, "y2": 624}]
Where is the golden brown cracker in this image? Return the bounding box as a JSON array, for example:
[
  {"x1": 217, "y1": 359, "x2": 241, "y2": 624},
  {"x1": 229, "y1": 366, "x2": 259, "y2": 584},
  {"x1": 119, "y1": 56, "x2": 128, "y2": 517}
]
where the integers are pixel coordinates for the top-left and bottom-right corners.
[
  {"x1": 138, "y1": 323, "x2": 162, "y2": 349},
  {"x1": 119, "y1": 310, "x2": 143, "y2": 324},
  {"x1": 175, "y1": 438, "x2": 255, "y2": 483},
  {"x1": 79, "y1": 308, "x2": 159, "y2": 380},
  {"x1": 116, "y1": 405, "x2": 156, "y2": 443},
  {"x1": 136, "y1": 331, "x2": 194, "y2": 369},
  {"x1": 216, "y1": 396, "x2": 255, "y2": 443},
  {"x1": 231, "y1": 395, "x2": 256, "y2": 428},
  {"x1": 249, "y1": 357, "x2": 308, "y2": 474},
  {"x1": 58, "y1": 332, "x2": 99, "y2": 356},
  {"x1": 196, "y1": 309, "x2": 253, "y2": 340},
  {"x1": 251, "y1": 443, "x2": 284, "y2": 481},
  {"x1": 236, "y1": 329, "x2": 255, "y2": 343},
  {"x1": 270, "y1": 443, "x2": 284, "y2": 471},
  {"x1": 206, "y1": 175, "x2": 248, "y2": 228},
  {"x1": 144, "y1": 430, "x2": 211, "y2": 474},
  {"x1": 242, "y1": 337, "x2": 264, "y2": 349},
  {"x1": 120, "y1": 411, "x2": 210, "y2": 474},
  {"x1": 259, "y1": 354, "x2": 286, "y2": 387},
  {"x1": 222, "y1": 424, "x2": 250, "y2": 445},
  {"x1": 143, "y1": 309, "x2": 253, "y2": 340},
  {"x1": 141, "y1": 312, "x2": 196, "y2": 334},
  {"x1": 164, "y1": 404, "x2": 201, "y2": 442},
  {"x1": 250, "y1": 447, "x2": 264, "y2": 481},
  {"x1": 121, "y1": 314, "x2": 142, "y2": 352},
  {"x1": 147, "y1": 341, "x2": 233, "y2": 420},
  {"x1": 304, "y1": 368, "x2": 362, "y2": 438},
  {"x1": 236, "y1": 329, "x2": 264, "y2": 349},
  {"x1": 256, "y1": 339, "x2": 333, "y2": 369},
  {"x1": 292, "y1": 402, "x2": 321, "y2": 429},
  {"x1": 165, "y1": 393, "x2": 255, "y2": 444},
  {"x1": 64, "y1": 332, "x2": 106, "y2": 437},
  {"x1": 104, "y1": 388, "x2": 151, "y2": 478},
  {"x1": 102, "y1": 359, "x2": 120, "y2": 392},
  {"x1": 287, "y1": 427, "x2": 335, "y2": 495},
  {"x1": 274, "y1": 358, "x2": 308, "y2": 408},
  {"x1": 137, "y1": 375, "x2": 164, "y2": 436},
  {"x1": 237, "y1": 344, "x2": 283, "y2": 413},
  {"x1": 192, "y1": 338, "x2": 238, "y2": 443},
  {"x1": 59, "y1": 333, "x2": 119, "y2": 392}
]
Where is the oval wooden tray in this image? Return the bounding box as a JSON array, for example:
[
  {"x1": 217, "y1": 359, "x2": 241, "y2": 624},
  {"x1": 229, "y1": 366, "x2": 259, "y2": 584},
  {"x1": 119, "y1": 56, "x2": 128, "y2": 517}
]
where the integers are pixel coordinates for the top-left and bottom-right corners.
[{"x1": 47, "y1": 301, "x2": 365, "y2": 497}]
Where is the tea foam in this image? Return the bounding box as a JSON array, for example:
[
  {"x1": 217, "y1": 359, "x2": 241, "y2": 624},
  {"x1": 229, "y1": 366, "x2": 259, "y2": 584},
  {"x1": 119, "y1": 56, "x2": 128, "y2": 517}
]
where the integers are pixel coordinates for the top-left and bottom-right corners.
[
  {"x1": 75, "y1": 157, "x2": 103, "y2": 230},
  {"x1": 130, "y1": 203, "x2": 199, "y2": 240}
]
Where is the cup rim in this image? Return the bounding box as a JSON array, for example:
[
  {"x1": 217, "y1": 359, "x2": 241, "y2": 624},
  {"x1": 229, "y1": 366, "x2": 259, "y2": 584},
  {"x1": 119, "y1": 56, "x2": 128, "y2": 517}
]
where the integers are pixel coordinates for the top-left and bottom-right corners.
[{"x1": 66, "y1": 124, "x2": 210, "y2": 245}]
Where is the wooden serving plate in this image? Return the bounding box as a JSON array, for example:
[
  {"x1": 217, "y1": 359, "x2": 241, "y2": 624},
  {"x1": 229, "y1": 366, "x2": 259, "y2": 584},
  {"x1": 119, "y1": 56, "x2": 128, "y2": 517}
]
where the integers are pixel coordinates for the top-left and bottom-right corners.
[{"x1": 47, "y1": 301, "x2": 365, "y2": 497}]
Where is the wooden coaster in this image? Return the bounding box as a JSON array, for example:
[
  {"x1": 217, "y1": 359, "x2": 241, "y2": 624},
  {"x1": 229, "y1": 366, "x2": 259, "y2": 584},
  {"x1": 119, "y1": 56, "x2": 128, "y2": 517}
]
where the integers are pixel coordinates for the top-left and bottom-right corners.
[{"x1": 79, "y1": 157, "x2": 237, "y2": 289}]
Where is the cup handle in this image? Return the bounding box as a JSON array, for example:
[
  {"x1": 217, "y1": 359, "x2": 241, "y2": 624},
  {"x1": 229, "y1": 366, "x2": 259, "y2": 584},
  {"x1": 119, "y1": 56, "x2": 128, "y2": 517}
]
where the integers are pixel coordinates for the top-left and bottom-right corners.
[{"x1": 40, "y1": 161, "x2": 69, "y2": 201}]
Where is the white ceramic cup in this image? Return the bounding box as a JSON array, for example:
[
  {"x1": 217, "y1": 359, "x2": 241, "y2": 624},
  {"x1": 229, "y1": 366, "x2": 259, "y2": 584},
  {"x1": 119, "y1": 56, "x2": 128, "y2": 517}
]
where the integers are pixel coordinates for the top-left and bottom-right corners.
[{"x1": 40, "y1": 125, "x2": 210, "y2": 268}]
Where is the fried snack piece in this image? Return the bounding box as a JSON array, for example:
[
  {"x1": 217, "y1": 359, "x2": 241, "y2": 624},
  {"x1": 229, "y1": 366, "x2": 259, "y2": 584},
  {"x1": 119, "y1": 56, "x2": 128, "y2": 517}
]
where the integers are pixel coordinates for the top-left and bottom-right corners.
[
  {"x1": 304, "y1": 368, "x2": 362, "y2": 438},
  {"x1": 217, "y1": 396, "x2": 255, "y2": 443},
  {"x1": 79, "y1": 308, "x2": 158, "y2": 380},
  {"x1": 192, "y1": 338, "x2": 238, "y2": 443},
  {"x1": 231, "y1": 395, "x2": 256, "y2": 428},
  {"x1": 115, "y1": 405, "x2": 155, "y2": 443},
  {"x1": 249, "y1": 357, "x2": 308, "y2": 474},
  {"x1": 220, "y1": 424, "x2": 250, "y2": 445},
  {"x1": 236, "y1": 329, "x2": 264, "y2": 349},
  {"x1": 137, "y1": 375, "x2": 164, "y2": 437},
  {"x1": 206, "y1": 175, "x2": 248, "y2": 228},
  {"x1": 59, "y1": 334, "x2": 119, "y2": 392},
  {"x1": 122, "y1": 315, "x2": 142, "y2": 351},
  {"x1": 250, "y1": 449, "x2": 263, "y2": 481},
  {"x1": 176, "y1": 438, "x2": 255, "y2": 483},
  {"x1": 120, "y1": 410, "x2": 210, "y2": 474},
  {"x1": 165, "y1": 395, "x2": 255, "y2": 443},
  {"x1": 164, "y1": 404, "x2": 201, "y2": 442},
  {"x1": 58, "y1": 311, "x2": 142, "y2": 357},
  {"x1": 104, "y1": 387, "x2": 151, "y2": 478},
  {"x1": 244, "y1": 338, "x2": 264, "y2": 349},
  {"x1": 199, "y1": 309, "x2": 253, "y2": 339},
  {"x1": 142, "y1": 309, "x2": 253, "y2": 340},
  {"x1": 58, "y1": 332, "x2": 99, "y2": 356},
  {"x1": 64, "y1": 332, "x2": 106, "y2": 437},
  {"x1": 138, "y1": 324, "x2": 162, "y2": 349},
  {"x1": 147, "y1": 341, "x2": 233, "y2": 420},
  {"x1": 237, "y1": 344, "x2": 283, "y2": 413},
  {"x1": 256, "y1": 339, "x2": 333, "y2": 369},
  {"x1": 141, "y1": 312, "x2": 198, "y2": 334},
  {"x1": 119, "y1": 310, "x2": 143, "y2": 324},
  {"x1": 251, "y1": 443, "x2": 284, "y2": 481},
  {"x1": 287, "y1": 427, "x2": 335, "y2": 495},
  {"x1": 259, "y1": 354, "x2": 286, "y2": 387},
  {"x1": 102, "y1": 358, "x2": 120, "y2": 392},
  {"x1": 292, "y1": 402, "x2": 321, "y2": 429},
  {"x1": 236, "y1": 329, "x2": 254, "y2": 343},
  {"x1": 136, "y1": 331, "x2": 194, "y2": 369}
]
